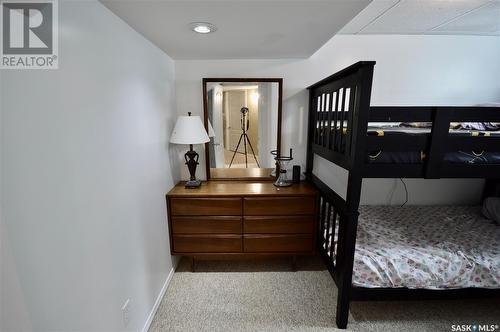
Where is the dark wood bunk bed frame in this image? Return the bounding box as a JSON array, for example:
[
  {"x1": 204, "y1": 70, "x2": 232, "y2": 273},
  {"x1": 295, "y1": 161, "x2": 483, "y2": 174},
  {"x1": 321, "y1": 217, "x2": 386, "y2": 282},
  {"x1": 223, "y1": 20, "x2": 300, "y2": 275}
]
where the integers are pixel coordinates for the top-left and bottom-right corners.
[{"x1": 305, "y1": 61, "x2": 500, "y2": 329}]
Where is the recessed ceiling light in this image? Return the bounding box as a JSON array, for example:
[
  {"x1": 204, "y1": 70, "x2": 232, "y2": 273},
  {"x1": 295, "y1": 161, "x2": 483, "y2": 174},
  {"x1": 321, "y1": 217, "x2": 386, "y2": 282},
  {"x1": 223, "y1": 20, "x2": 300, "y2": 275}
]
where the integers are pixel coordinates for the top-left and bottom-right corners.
[{"x1": 190, "y1": 22, "x2": 217, "y2": 34}]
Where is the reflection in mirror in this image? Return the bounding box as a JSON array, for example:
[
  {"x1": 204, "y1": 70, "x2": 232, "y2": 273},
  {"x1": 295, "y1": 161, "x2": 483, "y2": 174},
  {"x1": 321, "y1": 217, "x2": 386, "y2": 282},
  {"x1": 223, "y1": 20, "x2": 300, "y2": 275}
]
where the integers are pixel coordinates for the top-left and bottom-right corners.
[{"x1": 205, "y1": 80, "x2": 281, "y2": 180}]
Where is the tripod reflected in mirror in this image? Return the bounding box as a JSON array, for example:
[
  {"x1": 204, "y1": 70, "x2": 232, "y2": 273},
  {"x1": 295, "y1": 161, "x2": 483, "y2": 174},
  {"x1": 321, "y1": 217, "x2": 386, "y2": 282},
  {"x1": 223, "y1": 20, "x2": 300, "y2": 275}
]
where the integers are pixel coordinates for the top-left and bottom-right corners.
[{"x1": 228, "y1": 107, "x2": 260, "y2": 168}]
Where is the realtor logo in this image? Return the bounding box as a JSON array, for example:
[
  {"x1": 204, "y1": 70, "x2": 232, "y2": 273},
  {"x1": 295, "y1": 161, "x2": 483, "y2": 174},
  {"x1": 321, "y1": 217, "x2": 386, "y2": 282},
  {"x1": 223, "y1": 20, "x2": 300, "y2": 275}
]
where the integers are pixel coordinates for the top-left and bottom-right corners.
[{"x1": 1, "y1": 0, "x2": 58, "y2": 69}]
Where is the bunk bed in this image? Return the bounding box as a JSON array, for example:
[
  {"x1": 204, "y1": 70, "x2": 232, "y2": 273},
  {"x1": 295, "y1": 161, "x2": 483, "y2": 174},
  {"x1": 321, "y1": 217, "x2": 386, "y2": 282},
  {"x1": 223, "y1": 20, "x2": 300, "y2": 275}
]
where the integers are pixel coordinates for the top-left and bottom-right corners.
[{"x1": 305, "y1": 61, "x2": 500, "y2": 329}]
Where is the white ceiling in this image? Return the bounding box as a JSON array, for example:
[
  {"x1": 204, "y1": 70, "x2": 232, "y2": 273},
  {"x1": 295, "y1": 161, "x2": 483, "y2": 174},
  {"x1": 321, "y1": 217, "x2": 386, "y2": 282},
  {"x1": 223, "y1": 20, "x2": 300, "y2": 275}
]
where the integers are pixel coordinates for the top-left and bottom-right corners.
[
  {"x1": 340, "y1": 0, "x2": 500, "y2": 35},
  {"x1": 100, "y1": 0, "x2": 371, "y2": 60}
]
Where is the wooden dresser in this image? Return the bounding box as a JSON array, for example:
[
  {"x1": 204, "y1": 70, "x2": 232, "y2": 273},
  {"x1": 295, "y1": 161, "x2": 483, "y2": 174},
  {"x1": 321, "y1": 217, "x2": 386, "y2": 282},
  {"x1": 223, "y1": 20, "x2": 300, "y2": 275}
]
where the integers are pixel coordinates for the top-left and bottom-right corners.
[{"x1": 166, "y1": 181, "x2": 318, "y2": 258}]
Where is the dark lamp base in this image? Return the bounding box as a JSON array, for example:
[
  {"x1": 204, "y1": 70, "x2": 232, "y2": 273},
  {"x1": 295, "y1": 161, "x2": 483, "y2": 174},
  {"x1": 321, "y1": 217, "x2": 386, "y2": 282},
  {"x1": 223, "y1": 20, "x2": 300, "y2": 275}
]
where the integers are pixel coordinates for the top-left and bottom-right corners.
[
  {"x1": 184, "y1": 144, "x2": 201, "y2": 189},
  {"x1": 185, "y1": 179, "x2": 202, "y2": 188}
]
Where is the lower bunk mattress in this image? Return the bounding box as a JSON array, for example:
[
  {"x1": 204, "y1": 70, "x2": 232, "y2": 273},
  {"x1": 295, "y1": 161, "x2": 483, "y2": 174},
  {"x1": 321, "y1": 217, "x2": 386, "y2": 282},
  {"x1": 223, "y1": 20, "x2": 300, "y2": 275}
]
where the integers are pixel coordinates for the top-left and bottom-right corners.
[{"x1": 327, "y1": 205, "x2": 500, "y2": 289}]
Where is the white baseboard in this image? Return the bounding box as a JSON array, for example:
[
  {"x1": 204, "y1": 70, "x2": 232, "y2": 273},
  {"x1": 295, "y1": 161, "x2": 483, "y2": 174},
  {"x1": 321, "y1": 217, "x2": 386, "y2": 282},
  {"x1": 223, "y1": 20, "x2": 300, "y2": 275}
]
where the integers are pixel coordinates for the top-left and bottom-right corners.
[{"x1": 141, "y1": 267, "x2": 175, "y2": 332}]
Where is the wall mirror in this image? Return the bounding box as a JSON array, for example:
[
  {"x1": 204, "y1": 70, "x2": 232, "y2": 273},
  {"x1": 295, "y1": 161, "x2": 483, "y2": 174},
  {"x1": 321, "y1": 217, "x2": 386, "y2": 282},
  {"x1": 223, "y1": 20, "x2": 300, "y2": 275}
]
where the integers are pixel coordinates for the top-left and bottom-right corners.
[{"x1": 203, "y1": 78, "x2": 282, "y2": 180}]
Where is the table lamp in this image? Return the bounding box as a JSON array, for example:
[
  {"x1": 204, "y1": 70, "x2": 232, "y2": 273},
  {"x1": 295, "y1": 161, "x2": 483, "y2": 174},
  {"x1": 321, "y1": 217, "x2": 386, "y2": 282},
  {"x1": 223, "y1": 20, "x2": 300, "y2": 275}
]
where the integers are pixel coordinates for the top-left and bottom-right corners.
[{"x1": 170, "y1": 112, "x2": 210, "y2": 188}]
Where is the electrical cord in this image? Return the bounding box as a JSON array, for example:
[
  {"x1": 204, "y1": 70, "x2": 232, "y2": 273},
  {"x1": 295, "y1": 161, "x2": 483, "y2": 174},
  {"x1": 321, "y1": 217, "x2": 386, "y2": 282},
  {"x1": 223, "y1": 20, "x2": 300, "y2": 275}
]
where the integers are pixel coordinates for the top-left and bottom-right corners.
[{"x1": 400, "y1": 178, "x2": 408, "y2": 207}]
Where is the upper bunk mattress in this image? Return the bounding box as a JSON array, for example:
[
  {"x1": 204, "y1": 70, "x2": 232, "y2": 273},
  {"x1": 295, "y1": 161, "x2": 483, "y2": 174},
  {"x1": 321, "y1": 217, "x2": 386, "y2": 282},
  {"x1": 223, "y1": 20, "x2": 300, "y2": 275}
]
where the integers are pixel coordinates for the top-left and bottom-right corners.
[
  {"x1": 352, "y1": 205, "x2": 500, "y2": 289},
  {"x1": 365, "y1": 126, "x2": 500, "y2": 164},
  {"x1": 316, "y1": 124, "x2": 500, "y2": 164}
]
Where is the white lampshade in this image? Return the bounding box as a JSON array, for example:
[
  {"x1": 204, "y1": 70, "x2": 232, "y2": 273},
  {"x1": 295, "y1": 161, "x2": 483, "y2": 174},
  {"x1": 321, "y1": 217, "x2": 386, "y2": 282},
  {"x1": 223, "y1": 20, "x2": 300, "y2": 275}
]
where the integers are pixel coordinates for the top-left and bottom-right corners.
[
  {"x1": 170, "y1": 115, "x2": 210, "y2": 144},
  {"x1": 208, "y1": 120, "x2": 215, "y2": 138}
]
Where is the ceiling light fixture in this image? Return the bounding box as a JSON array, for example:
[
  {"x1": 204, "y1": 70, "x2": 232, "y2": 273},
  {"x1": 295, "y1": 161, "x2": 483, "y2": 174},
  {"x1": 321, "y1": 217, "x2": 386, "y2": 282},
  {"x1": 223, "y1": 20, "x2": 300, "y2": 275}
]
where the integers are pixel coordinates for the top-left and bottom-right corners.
[{"x1": 190, "y1": 22, "x2": 217, "y2": 34}]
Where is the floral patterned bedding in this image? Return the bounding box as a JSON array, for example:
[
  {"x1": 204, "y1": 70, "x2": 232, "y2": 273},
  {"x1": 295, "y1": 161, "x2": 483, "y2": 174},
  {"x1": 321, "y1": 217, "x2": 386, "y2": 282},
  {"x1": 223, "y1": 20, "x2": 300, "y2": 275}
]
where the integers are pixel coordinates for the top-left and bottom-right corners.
[{"x1": 329, "y1": 206, "x2": 500, "y2": 289}]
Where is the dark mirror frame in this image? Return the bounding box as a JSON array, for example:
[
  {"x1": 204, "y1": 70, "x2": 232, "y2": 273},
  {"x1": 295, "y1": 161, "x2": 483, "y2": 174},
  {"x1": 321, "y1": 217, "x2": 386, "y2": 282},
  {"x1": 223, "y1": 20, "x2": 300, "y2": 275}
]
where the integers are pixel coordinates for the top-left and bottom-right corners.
[{"x1": 202, "y1": 78, "x2": 283, "y2": 181}]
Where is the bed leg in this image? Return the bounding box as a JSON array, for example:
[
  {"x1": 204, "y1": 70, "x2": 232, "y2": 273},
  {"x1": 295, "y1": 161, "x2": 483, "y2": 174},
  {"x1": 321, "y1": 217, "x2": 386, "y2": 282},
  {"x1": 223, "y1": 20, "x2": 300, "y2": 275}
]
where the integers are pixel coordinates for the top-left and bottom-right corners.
[
  {"x1": 335, "y1": 243, "x2": 355, "y2": 330},
  {"x1": 336, "y1": 284, "x2": 350, "y2": 329},
  {"x1": 335, "y1": 173, "x2": 362, "y2": 329},
  {"x1": 335, "y1": 213, "x2": 357, "y2": 330}
]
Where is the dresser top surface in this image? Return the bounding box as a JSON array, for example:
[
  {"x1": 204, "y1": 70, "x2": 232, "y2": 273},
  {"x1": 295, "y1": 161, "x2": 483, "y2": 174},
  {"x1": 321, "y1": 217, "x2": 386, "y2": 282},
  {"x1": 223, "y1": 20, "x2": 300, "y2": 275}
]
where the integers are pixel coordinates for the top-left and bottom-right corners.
[{"x1": 167, "y1": 181, "x2": 318, "y2": 197}]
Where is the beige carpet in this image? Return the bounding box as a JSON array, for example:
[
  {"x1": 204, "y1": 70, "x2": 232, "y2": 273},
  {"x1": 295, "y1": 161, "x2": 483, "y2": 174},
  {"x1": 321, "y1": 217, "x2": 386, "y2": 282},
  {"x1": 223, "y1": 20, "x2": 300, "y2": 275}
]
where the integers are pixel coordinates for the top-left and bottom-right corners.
[{"x1": 149, "y1": 257, "x2": 500, "y2": 332}]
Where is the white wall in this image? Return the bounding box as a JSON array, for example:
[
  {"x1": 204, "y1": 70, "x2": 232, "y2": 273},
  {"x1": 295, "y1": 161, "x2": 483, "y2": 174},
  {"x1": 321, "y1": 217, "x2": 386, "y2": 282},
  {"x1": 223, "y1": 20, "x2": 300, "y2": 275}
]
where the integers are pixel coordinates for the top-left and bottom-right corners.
[
  {"x1": 1, "y1": 1, "x2": 178, "y2": 331},
  {"x1": 176, "y1": 34, "x2": 500, "y2": 205}
]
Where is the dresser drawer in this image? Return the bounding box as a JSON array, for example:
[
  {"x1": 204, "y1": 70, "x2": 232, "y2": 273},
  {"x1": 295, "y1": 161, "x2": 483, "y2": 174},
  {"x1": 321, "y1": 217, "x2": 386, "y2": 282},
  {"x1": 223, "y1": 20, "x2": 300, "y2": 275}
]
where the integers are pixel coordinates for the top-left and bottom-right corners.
[
  {"x1": 173, "y1": 235, "x2": 242, "y2": 253},
  {"x1": 244, "y1": 216, "x2": 314, "y2": 234},
  {"x1": 170, "y1": 198, "x2": 242, "y2": 216},
  {"x1": 243, "y1": 197, "x2": 316, "y2": 216},
  {"x1": 243, "y1": 234, "x2": 313, "y2": 253},
  {"x1": 172, "y1": 216, "x2": 242, "y2": 234}
]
